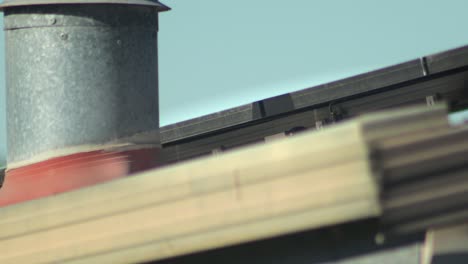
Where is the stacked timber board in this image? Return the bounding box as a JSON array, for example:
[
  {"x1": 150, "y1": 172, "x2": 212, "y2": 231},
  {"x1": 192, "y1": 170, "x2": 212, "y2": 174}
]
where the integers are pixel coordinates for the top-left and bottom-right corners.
[
  {"x1": 0, "y1": 104, "x2": 467, "y2": 263},
  {"x1": 353, "y1": 104, "x2": 468, "y2": 236},
  {"x1": 380, "y1": 126, "x2": 468, "y2": 235},
  {"x1": 0, "y1": 119, "x2": 379, "y2": 263}
]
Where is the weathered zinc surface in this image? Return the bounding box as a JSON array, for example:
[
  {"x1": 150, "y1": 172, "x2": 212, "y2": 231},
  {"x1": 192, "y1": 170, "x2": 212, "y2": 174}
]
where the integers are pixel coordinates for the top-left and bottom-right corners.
[{"x1": 2, "y1": 1, "x2": 168, "y2": 164}]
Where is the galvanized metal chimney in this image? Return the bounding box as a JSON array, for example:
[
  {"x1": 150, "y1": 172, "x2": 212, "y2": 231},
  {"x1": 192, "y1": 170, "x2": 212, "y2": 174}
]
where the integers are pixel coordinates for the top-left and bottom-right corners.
[{"x1": 0, "y1": 0, "x2": 170, "y2": 205}]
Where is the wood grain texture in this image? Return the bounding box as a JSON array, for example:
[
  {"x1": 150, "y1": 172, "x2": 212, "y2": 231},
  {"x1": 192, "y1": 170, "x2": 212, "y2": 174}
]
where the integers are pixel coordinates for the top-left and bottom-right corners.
[
  {"x1": 1, "y1": 104, "x2": 456, "y2": 264},
  {"x1": 0, "y1": 119, "x2": 379, "y2": 264}
]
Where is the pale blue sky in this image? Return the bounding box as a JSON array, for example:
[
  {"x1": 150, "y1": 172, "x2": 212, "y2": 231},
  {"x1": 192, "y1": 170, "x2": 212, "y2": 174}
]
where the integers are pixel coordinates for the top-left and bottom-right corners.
[{"x1": 2, "y1": 0, "x2": 468, "y2": 163}]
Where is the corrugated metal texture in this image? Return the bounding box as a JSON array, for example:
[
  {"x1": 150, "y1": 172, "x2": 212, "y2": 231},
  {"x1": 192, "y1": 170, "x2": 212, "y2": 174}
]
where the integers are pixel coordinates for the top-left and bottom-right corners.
[
  {"x1": 160, "y1": 103, "x2": 263, "y2": 143},
  {"x1": 160, "y1": 110, "x2": 320, "y2": 164},
  {"x1": 425, "y1": 45, "x2": 468, "y2": 74},
  {"x1": 160, "y1": 70, "x2": 468, "y2": 164},
  {"x1": 4, "y1": 5, "x2": 162, "y2": 164},
  {"x1": 159, "y1": 60, "x2": 425, "y2": 144},
  {"x1": 159, "y1": 45, "x2": 468, "y2": 146},
  {"x1": 290, "y1": 60, "x2": 425, "y2": 110}
]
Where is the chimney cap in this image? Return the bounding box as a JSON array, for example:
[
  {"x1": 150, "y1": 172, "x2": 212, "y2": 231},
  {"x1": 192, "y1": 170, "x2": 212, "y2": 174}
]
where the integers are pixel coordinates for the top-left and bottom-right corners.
[{"x1": 0, "y1": 0, "x2": 170, "y2": 11}]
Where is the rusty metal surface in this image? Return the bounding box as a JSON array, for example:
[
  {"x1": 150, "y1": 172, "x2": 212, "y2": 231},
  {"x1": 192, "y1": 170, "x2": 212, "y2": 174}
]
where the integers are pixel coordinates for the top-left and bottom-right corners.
[
  {"x1": 5, "y1": 5, "x2": 162, "y2": 164},
  {"x1": 0, "y1": 0, "x2": 170, "y2": 11}
]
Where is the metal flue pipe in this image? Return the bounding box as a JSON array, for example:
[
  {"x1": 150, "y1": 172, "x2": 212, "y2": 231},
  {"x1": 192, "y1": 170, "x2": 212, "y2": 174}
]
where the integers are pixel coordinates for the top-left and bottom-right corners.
[{"x1": 0, "y1": 0, "x2": 170, "y2": 205}]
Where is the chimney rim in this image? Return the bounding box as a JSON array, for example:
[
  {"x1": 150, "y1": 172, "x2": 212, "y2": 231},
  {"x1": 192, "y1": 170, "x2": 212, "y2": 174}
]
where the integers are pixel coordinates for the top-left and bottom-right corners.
[{"x1": 0, "y1": 0, "x2": 171, "y2": 11}]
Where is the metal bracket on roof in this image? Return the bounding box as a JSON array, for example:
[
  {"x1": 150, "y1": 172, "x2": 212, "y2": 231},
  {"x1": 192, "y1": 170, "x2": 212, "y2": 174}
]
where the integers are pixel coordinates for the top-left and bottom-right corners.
[
  {"x1": 313, "y1": 102, "x2": 345, "y2": 131},
  {"x1": 420, "y1": 57, "x2": 430, "y2": 76},
  {"x1": 315, "y1": 121, "x2": 324, "y2": 130},
  {"x1": 426, "y1": 94, "x2": 442, "y2": 106},
  {"x1": 329, "y1": 102, "x2": 345, "y2": 123}
]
